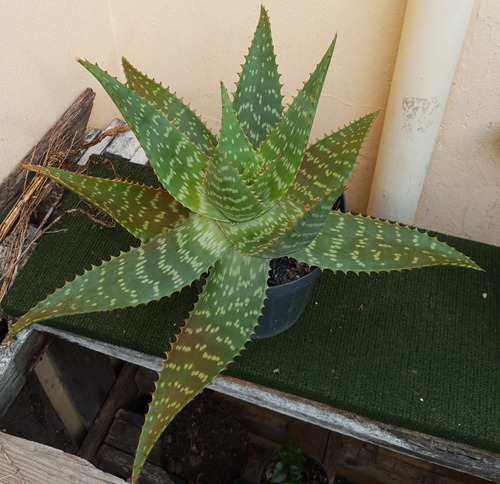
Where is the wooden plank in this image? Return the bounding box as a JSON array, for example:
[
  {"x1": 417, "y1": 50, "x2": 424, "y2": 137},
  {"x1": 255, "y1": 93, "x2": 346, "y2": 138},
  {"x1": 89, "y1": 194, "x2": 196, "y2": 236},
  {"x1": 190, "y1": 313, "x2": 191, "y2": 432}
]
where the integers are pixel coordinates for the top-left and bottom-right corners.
[
  {"x1": 97, "y1": 444, "x2": 173, "y2": 484},
  {"x1": 0, "y1": 432, "x2": 126, "y2": 483},
  {"x1": 76, "y1": 119, "x2": 124, "y2": 166},
  {"x1": 26, "y1": 325, "x2": 500, "y2": 481},
  {"x1": 336, "y1": 435, "x2": 494, "y2": 484},
  {"x1": 0, "y1": 89, "x2": 95, "y2": 222},
  {"x1": 32, "y1": 324, "x2": 163, "y2": 371},
  {"x1": 103, "y1": 409, "x2": 163, "y2": 467},
  {"x1": 285, "y1": 418, "x2": 330, "y2": 462},
  {"x1": 0, "y1": 329, "x2": 52, "y2": 417},
  {"x1": 217, "y1": 391, "x2": 290, "y2": 445},
  {"x1": 129, "y1": 146, "x2": 149, "y2": 165},
  {"x1": 77, "y1": 362, "x2": 138, "y2": 463},
  {"x1": 34, "y1": 351, "x2": 87, "y2": 445},
  {"x1": 323, "y1": 432, "x2": 343, "y2": 483},
  {"x1": 103, "y1": 126, "x2": 141, "y2": 161},
  {"x1": 212, "y1": 376, "x2": 500, "y2": 482},
  {"x1": 46, "y1": 338, "x2": 116, "y2": 430},
  {"x1": 0, "y1": 370, "x2": 77, "y2": 454}
]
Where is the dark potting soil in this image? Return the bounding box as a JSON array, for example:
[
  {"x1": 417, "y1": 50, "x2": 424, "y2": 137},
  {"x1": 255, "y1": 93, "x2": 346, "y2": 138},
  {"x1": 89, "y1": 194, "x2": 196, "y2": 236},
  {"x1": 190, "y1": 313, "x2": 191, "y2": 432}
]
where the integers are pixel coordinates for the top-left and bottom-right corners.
[
  {"x1": 161, "y1": 391, "x2": 248, "y2": 484},
  {"x1": 260, "y1": 454, "x2": 328, "y2": 484},
  {"x1": 268, "y1": 257, "x2": 312, "y2": 286}
]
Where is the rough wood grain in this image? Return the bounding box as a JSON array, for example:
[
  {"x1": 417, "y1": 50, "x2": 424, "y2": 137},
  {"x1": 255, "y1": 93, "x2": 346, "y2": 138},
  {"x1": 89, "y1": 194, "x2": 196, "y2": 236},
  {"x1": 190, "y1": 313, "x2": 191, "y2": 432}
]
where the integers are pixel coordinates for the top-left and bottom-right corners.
[
  {"x1": 97, "y1": 444, "x2": 173, "y2": 484},
  {"x1": 25, "y1": 323, "x2": 500, "y2": 481},
  {"x1": 213, "y1": 376, "x2": 500, "y2": 482},
  {"x1": 77, "y1": 362, "x2": 138, "y2": 464},
  {"x1": 46, "y1": 338, "x2": 116, "y2": 430},
  {"x1": 76, "y1": 119, "x2": 124, "y2": 166},
  {"x1": 103, "y1": 409, "x2": 163, "y2": 467},
  {"x1": 0, "y1": 432, "x2": 126, "y2": 483},
  {"x1": 0, "y1": 370, "x2": 77, "y2": 454},
  {"x1": 336, "y1": 435, "x2": 491, "y2": 484},
  {"x1": 0, "y1": 88, "x2": 95, "y2": 223},
  {"x1": 103, "y1": 124, "x2": 142, "y2": 161},
  {"x1": 0, "y1": 329, "x2": 53, "y2": 417}
]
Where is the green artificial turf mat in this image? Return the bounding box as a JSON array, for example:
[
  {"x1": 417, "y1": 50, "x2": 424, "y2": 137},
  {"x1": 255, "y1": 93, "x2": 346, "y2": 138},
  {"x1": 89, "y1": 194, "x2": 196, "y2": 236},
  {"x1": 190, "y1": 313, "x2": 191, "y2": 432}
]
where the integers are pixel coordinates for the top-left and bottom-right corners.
[{"x1": 3, "y1": 157, "x2": 499, "y2": 453}]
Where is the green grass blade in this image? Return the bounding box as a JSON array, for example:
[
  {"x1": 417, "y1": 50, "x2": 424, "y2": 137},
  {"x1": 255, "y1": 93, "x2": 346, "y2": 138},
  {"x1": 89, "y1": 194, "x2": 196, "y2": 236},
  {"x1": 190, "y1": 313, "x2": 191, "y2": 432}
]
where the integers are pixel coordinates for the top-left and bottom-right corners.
[
  {"x1": 79, "y1": 60, "x2": 226, "y2": 221},
  {"x1": 122, "y1": 58, "x2": 216, "y2": 156},
  {"x1": 252, "y1": 37, "x2": 337, "y2": 206},
  {"x1": 287, "y1": 113, "x2": 377, "y2": 205},
  {"x1": 131, "y1": 248, "x2": 270, "y2": 483},
  {"x1": 232, "y1": 6, "x2": 282, "y2": 149},
  {"x1": 8, "y1": 214, "x2": 231, "y2": 338},
  {"x1": 23, "y1": 164, "x2": 189, "y2": 242},
  {"x1": 292, "y1": 211, "x2": 483, "y2": 273}
]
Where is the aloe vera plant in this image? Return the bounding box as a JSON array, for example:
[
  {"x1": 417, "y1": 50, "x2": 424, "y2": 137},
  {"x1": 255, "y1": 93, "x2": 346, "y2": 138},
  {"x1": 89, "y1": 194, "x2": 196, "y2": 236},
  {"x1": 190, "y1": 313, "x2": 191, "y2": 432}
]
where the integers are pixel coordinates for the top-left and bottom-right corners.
[{"x1": 9, "y1": 7, "x2": 480, "y2": 483}]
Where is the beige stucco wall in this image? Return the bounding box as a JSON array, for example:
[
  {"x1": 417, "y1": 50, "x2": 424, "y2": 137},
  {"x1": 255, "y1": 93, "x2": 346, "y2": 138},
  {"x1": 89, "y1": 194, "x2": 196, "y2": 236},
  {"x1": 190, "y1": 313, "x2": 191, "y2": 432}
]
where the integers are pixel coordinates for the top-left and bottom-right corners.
[
  {"x1": 413, "y1": 0, "x2": 500, "y2": 246},
  {"x1": 1, "y1": 0, "x2": 498, "y2": 246}
]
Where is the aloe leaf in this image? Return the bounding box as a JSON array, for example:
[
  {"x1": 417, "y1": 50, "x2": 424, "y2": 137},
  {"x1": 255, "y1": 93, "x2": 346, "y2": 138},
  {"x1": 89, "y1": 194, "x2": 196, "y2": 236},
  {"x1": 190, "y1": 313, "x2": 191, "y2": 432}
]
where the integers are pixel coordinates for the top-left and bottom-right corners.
[
  {"x1": 252, "y1": 37, "x2": 337, "y2": 205},
  {"x1": 232, "y1": 6, "x2": 282, "y2": 149},
  {"x1": 259, "y1": 190, "x2": 343, "y2": 259},
  {"x1": 204, "y1": 145, "x2": 266, "y2": 222},
  {"x1": 293, "y1": 211, "x2": 482, "y2": 273},
  {"x1": 287, "y1": 113, "x2": 378, "y2": 205},
  {"x1": 218, "y1": 83, "x2": 260, "y2": 181},
  {"x1": 122, "y1": 58, "x2": 216, "y2": 156},
  {"x1": 8, "y1": 214, "x2": 231, "y2": 338},
  {"x1": 79, "y1": 61, "x2": 226, "y2": 221},
  {"x1": 23, "y1": 164, "x2": 189, "y2": 242},
  {"x1": 218, "y1": 201, "x2": 293, "y2": 255},
  {"x1": 131, "y1": 248, "x2": 270, "y2": 483}
]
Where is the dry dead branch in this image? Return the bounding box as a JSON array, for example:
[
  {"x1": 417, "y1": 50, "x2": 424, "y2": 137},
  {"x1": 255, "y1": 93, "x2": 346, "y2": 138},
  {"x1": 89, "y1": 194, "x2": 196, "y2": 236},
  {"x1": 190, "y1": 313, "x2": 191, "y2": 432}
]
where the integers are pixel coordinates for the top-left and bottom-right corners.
[{"x1": 0, "y1": 124, "x2": 130, "y2": 308}]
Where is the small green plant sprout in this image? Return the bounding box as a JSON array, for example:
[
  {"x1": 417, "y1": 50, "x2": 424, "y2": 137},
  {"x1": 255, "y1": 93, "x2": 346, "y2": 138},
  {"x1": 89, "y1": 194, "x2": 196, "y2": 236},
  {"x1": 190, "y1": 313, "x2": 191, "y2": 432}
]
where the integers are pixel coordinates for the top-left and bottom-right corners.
[
  {"x1": 271, "y1": 437, "x2": 306, "y2": 484},
  {"x1": 8, "y1": 6, "x2": 481, "y2": 483}
]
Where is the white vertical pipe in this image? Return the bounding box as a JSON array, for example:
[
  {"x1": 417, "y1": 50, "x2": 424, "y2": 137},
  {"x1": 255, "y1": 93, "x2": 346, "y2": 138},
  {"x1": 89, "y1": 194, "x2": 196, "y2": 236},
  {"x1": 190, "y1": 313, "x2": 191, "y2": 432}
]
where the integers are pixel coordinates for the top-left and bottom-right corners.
[{"x1": 367, "y1": 0, "x2": 474, "y2": 224}]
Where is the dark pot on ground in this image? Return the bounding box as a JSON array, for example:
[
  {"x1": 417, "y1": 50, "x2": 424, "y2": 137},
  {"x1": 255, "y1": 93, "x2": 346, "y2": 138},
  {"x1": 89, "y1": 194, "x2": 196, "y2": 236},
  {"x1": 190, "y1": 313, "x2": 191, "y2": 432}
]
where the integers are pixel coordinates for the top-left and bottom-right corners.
[{"x1": 258, "y1": 451, "x2": 329, "y2": 484}]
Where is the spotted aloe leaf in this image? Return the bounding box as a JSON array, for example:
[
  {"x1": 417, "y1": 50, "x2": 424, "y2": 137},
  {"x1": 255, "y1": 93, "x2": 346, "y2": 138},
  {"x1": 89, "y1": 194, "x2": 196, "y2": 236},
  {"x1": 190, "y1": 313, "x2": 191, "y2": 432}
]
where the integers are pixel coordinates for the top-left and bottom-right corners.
[
  {"x1": 204, "y1": 145, "x2": 265, "y2": 222},
  {"x1": 287, "y1": 113, "x2": 378, "y2": 206},
  {"x1": 232, "y1": 6, "x2": 282, "y2": 149},
  {"x1": 80, "y1": 61, "x2": 226, "y2": 221},
  {"x1": 132, "y1": 248, "x2": 270, "y2": 481},
  {"x1": 21, "y1": 164, "x2": 189, "y2": 242},
  {"x1": 122, "y1": 57, "x2": 216, "y2": 156},
  {"x1": 260, "y1": 113, "x2": 379, "y2": 257},
  {"x1": 8, "y1": 214, "x2": 231, "y2": 338},
  {"x1": 218, "y1": 83, "x2": 260, "y2": 182},
  {"x1": 259, "y1": 191, "x2": 343, "y2": 259},
  {"x1": 218, "y1": 200, "x2": 297, "y2": 255},
  {"x1": 293, "y1": 211, "x2": 482, "y2": 273},
  {"x1": 252, "y1": 37, "x2": 337, "y2": 205}
]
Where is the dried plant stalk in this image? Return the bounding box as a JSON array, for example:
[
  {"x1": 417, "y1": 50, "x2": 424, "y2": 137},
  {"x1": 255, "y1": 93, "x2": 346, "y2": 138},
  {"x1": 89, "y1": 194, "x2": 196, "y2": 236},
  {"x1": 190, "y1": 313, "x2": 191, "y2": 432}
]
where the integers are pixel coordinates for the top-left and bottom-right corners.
[{"x1": 0, "y1": 124, "x2": 130, "y2": 306}]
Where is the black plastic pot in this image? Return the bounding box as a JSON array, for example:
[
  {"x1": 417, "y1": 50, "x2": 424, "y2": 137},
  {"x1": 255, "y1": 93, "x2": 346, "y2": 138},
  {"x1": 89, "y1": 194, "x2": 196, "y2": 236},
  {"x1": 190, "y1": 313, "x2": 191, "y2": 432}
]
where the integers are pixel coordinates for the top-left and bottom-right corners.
[
  {"x1": 258, "y1": 451, "x2": 329, "y2": 483},
  {"x1": 252, "y1": 266, "x2": 321, "y2": 339},
  {"x1": 252, "y1": 193, "x2": 346, "y2": 340}
]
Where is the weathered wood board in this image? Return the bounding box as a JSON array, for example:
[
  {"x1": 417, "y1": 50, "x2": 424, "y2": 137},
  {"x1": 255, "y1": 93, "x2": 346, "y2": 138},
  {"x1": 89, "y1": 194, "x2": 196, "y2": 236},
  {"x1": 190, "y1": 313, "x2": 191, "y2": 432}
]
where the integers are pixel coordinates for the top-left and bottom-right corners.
[
  {"x1": 0, "y1": 432, "x2": 126, "y2": 484},
  {"x1": 0, "y1": 330, "x2": 52, "y2": 417}
]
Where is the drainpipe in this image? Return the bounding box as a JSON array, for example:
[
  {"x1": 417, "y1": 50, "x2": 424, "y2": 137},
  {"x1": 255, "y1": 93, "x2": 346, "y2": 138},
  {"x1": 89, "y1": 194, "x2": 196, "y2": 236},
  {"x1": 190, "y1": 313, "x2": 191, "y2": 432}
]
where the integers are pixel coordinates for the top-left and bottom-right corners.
[{"x1": 367, "y1": 0, "x2": 474, "y2": 224}]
